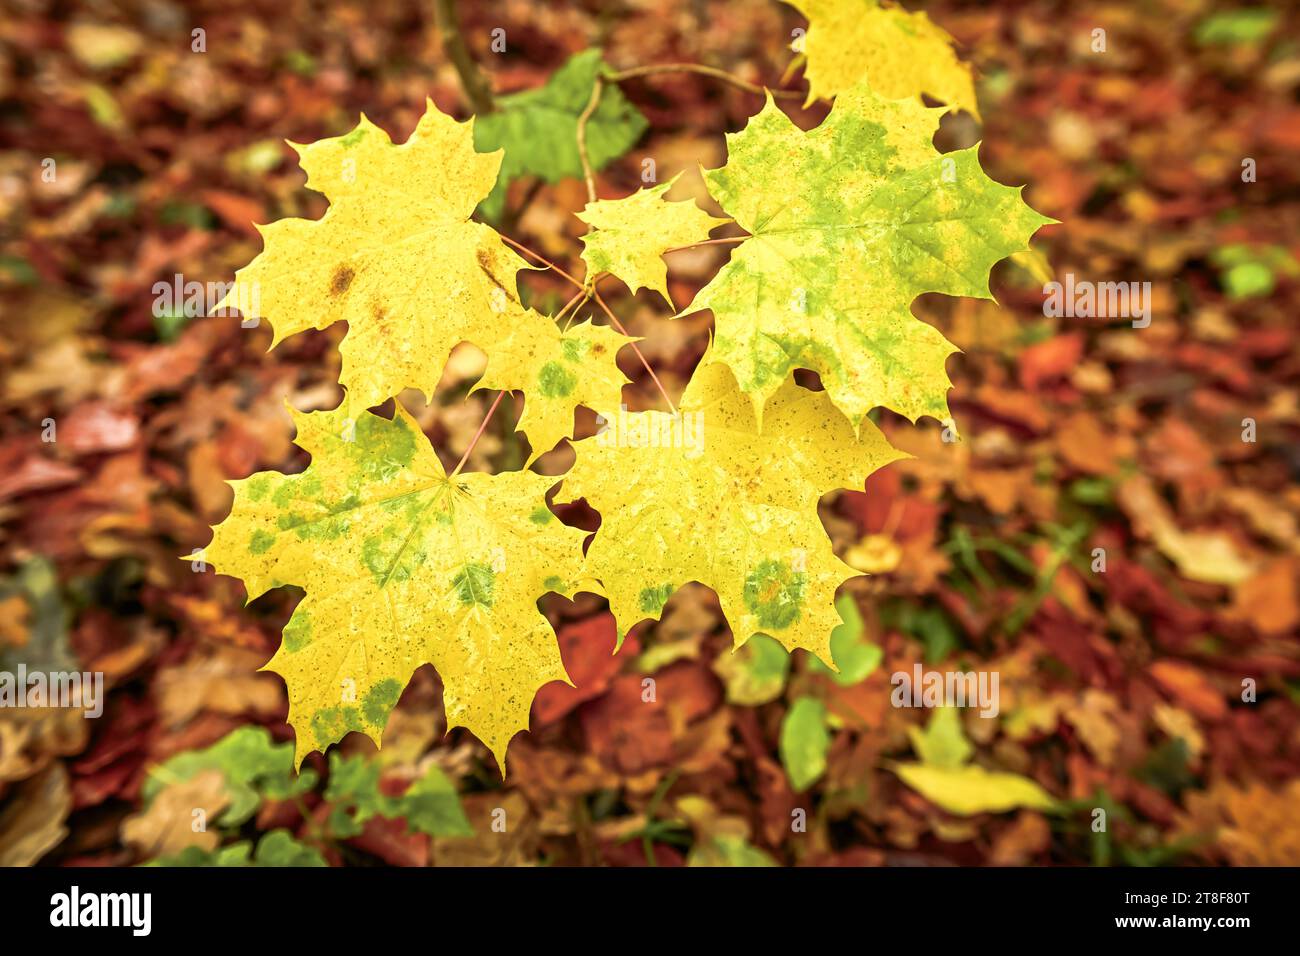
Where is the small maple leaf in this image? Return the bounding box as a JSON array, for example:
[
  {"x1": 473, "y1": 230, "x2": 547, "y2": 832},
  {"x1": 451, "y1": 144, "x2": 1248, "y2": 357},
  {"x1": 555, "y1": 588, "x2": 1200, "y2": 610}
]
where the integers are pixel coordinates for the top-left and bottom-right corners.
[
  {"x1": 787, "y1": 0, "x2": 980, "y2": 117},
  {"x1": 555, "y1": 361, "x2": 905, "y2": 664},
  {"x1": 204, "y1": 402, "x2": 593, "y2": 770},
  {"x1": 683, "y1": 82, "x2": 1054, "y2": 429},
  {"x1": 475, "y1": 313, "x2": 634, "y2": 465},
  {"x1": 577, "y1": 173, "x2": 730, "y2": 307}
]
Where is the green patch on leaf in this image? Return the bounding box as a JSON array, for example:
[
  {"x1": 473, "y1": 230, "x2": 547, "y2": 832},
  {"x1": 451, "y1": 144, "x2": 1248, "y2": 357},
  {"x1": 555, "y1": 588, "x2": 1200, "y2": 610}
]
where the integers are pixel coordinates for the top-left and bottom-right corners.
[
  {"x1": 538, "y1": 360, "x2": 578, "y2": 398},
  {"x1": 638, "y1": 583, "x2": 674, "y2": 615},
  {"x1": 249, "y1": 529, "x2": 276, "y2": 555},
  {"x1": 452, "y1": 562, "x2": 496, "y2": 608},
  {"x1": 743, "y1": 559, "x2": 806, "y2": 630}
]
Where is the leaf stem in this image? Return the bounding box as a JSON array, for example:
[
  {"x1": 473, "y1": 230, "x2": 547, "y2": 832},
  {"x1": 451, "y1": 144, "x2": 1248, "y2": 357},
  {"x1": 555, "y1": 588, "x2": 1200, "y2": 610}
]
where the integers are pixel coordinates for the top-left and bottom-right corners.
[
  {"x1": 500, "y1": 234, "x2": 585, "y2": 288},
  {"x1": 592, "y1": 285, "x2": 678, "y2": 417},
  {"x1": 500, "y1": 233, "x2": 678, "y2": 415},
  {"x1": 555, "y1": 286, "x2": 589, "y2": 332},
  {"x1": 664, "y1": 235, "x2": 750, "y2": 253},
  {"x1": 450, "y1": 390, "x2": 506, "y2": 478},
  {"x1": 575, "y1": 78, "x2": 605, "y2": 204}
]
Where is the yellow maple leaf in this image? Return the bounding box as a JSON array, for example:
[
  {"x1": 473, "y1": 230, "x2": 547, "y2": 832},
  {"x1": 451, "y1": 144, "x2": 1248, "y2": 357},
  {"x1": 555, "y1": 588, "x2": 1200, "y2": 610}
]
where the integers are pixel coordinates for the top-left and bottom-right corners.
[
  {"x1": 893, "y1": 763, "x2": 1058, "y2": 816},
  {"x1": 555, "y1": 361, "x2": 905, "y2": 662},
  {"x1": 216, "y1": 100, "x2": 531, "y2": 413},
  {"x1": 475, "y1": 314, "x2": 632, "y2": 465},
  {"x1": 787, "y1": 0, "x2": 980, "y2": 118},
  {"x1": 891, "y1": 708, "x2": 1057, "y2": 815},
  {"x1": 204, "y1": 402, "x2": 593, "y2": 770},
  {"x1": 576, "y1": 173, "x2": 730, "y2": 307}
]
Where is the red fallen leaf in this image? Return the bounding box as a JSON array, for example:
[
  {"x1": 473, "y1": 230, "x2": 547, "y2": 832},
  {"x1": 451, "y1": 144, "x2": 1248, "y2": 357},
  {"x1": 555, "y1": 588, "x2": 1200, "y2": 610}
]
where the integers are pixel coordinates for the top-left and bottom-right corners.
[
  {"x1": 60, "y1": 402, "x2": 140, "y2": 455},
  {"x1": 840, "y1": 466, "x2": 939, "y2": 541},
  {"x1": 1238, "y1": 327, "x2": 1292, "y2": 359},
  {"x1": 654, "y1": 662, "x2": 723, "y2": 723},
  {"x1": 579, "y1": 674, "x2": 675, "y2": 775},
  {"x1": 600, "y1": 838, "x2": 685, "y2": 867},
  {"x1": 1030, "y1": 598, "x2": 1123, "y2": 686},
  {"x1": 1173, "y1": 342, "x2": 1253, "y2": 392},
  {"x1": 1149, "y1": 660, "x2": 1228, "y2": 722},
  {"x1": 118, "y1": 319, "x2": 224, "y2": 402},
  {"x1": 201, "y1": 189, "x2": 266, "y2": 237},
  {"x1": 348, "y1": 814, "x2": 430, "y2": 867},
  {"x1": 532, "y1": 612, "x2": 636, "y2": 726},
  {"x1": 1018, "y1": 332, "x2": 1083, "y2": 391},
  {"x1": 0, "y1": 452, "x2": 81, "y2": 500},
  {"x1": 71, "y1": 756, "x2": 142, "y2": 810}
]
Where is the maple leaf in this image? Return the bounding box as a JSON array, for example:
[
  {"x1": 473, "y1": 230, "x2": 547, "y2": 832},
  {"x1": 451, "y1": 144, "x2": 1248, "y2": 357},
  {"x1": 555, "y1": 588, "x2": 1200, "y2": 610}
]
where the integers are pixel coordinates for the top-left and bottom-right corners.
[
  {"x1": 555, "y1": 361, "x2": 905, "y2": 662},
  {"x1": 474, "y1": 314, "x2": 632, "y2": 465},
  {"x1": 473, "y1": 50, "x2": 648, "y2": 220},
  {"x1": 204, "y1": 402, "x2": 591, "y2": 770},
  {"x1": 577, "y1": 173, "x2": 730, "y2": 306},
  {"x1": 787, "y1": 0, "x2": 979, "y2": 117},
  {"x1": 216, "y1": 100, "x2": 532, "y2": 413},
  {"x1": 890, "y1": 708, "x2": 1057, "y2": 815},
  {"x1": 684, "y1": 83, "x2": 1053, "y2": 428}
]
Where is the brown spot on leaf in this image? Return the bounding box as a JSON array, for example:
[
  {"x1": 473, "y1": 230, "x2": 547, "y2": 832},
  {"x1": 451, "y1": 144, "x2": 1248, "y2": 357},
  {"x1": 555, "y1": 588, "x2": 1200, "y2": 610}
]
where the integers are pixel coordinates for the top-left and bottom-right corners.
[{"x1": 331, "y1": 266, "x2": 355, "y2": 296}]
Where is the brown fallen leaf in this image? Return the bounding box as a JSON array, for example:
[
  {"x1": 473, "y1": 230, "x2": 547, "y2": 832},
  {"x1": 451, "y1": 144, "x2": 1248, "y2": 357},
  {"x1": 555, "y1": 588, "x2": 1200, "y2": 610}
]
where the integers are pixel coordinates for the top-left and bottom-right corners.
[
  {"x1": 1118, "y1": 475, "x2": 1257, "y2": 586},
  {"x1": 0, "y1": 762, "x2": 71, "y2": 866},
  {"x1": 121, "y1": 769, "x2": 231, "y2": 859}
]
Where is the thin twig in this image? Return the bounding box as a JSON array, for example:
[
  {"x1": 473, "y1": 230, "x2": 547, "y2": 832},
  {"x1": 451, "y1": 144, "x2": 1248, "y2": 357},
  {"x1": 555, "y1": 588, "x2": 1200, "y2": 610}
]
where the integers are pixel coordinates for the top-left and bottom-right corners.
[
  {"x1": 607, "y1": 62, "x2": 804, "y2": 100},
  {"x1": 592, "y1": 286, "x2": 678, "y2": 416},
  {"x1": 555, "y1": 287, "x2": 590, "y2": 331},
  {"x1": 500, "y1": 234, "x2": 585, "y2": 288},
  {"x1": 575, "y1": 77, "x2": 605, "y2": 203},
  {"x1": 450, "y1": 390, "x2": 506, "y2": 477},
  {"x1": 499, "y1": 235, "x2": 677, "y2": 414},
  {"x1": 433, "y1": 0, "x2": 495, "y2": 115}
]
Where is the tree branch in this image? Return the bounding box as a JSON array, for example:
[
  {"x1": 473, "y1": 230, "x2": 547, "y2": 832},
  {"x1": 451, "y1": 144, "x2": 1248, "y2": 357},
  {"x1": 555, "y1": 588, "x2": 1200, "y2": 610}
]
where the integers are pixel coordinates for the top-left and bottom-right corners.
[
  {"x1": 607, "y1": 62, "x2": 804, "y2": 100},
  {"x1": 433, "y1": 0, "x2": 495, "y2": 115}
]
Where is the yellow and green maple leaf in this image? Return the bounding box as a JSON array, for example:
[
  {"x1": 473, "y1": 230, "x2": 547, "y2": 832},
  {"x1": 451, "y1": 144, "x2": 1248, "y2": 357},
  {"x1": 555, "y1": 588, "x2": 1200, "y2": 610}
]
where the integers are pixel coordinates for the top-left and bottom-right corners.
[
  {"x1": 683, "y1": 82, "x2": 1053, "y2": 429},
  {"x1": 204, "y1": 402, "x2": 592, "y2": 770},
  {"x1": 787, "y1": 0, "x2": 979, "y2": 117},
  {"x1": 577, "y1": 173, "x2": 730, "y2": 307},
  {"x1": 555, "y1": 361, "x2": 905, "y2": 663},
  {"x1": 475, "y1": 315, "x2": 633, "y2": 465}
]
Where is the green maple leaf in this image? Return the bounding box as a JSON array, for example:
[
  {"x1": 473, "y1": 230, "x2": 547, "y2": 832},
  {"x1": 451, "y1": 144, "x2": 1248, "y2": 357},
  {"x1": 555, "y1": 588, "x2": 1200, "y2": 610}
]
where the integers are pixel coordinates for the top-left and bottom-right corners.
[
  {"x1": 473, "y1": 50, "x2": 648, "y2": 220},
  {"x1": 683, "y1": 82, "x2": 1054, "y2": 429},
  {"x1": 780, "y1": 696, "x2": 831, "y2": 791}
]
